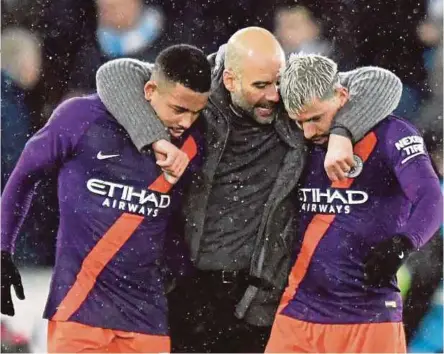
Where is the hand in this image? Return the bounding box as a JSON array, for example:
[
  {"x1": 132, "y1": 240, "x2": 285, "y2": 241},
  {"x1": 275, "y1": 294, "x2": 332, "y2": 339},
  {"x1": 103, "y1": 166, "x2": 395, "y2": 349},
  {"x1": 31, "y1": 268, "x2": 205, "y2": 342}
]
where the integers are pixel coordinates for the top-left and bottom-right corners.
[
  {"x1": 1, "y1": 251, "x2": 25, "y2": 316},
  {"x1": 154, "y1": 148, "x2": 179, "y2": 184},
  {"x1": 152, "y1": 139, "x2": 190, "y2": 184},
  {"x1": 363, "y1": 235, "x2": 413, "y2": 287},
  {"x1": 324, "y1": 134, "x2": 355, "y2": 182}
]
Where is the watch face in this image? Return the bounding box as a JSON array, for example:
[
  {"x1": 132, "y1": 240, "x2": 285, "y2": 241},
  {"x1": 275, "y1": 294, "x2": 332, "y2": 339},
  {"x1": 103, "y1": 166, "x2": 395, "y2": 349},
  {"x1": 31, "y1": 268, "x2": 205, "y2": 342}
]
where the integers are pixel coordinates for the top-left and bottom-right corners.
[{"x1": 345, "y1": 155, "x2": 363, "y2": 178}]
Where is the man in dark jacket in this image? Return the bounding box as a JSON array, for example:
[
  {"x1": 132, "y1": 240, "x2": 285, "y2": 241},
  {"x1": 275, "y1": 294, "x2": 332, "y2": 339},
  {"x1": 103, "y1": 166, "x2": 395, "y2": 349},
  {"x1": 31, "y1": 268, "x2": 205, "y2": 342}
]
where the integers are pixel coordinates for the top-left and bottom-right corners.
[{"x1": 95, "y1": 27, "x2": 402, "y2": 353}]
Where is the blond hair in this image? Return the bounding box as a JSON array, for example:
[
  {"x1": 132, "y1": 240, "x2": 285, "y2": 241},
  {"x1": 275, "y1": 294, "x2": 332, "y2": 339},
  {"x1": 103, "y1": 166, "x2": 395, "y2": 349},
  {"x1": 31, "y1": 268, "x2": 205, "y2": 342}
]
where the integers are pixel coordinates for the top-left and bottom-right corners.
[{"x1": 280, "y1": 53, "x2": 339, "y2": 114}]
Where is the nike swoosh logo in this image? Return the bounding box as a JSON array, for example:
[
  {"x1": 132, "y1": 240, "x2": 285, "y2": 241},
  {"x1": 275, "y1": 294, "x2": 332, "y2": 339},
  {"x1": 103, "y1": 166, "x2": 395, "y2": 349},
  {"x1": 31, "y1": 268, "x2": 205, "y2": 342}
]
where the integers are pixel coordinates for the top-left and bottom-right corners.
[
  {"x1": 97, "y1": 151, "x2": 120, "y2": 160},
  {"x1": 398, "y1": 251, "x2": 404, "y2": 259}
]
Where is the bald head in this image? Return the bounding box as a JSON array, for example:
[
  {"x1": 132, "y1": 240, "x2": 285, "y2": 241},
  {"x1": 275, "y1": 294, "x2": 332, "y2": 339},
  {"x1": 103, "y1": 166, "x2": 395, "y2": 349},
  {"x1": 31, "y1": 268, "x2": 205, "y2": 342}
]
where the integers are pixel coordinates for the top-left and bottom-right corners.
[
  {"x1": 222, "y1": 27, "x2": 285, "y2": 124},
  {"x1": 225, "y1": 27, "x2": 285, "y2": 74}
]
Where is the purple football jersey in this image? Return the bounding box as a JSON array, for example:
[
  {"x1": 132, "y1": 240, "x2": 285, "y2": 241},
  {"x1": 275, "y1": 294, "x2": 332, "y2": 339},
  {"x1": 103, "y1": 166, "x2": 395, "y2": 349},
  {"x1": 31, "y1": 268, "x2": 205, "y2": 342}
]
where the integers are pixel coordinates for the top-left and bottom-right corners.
[
  {"x1": 1, "y1": 94, "x2": 204, "y2": 334},
  {"x1": 281, "y1": 116, "x2": 442, "y2": 324}
]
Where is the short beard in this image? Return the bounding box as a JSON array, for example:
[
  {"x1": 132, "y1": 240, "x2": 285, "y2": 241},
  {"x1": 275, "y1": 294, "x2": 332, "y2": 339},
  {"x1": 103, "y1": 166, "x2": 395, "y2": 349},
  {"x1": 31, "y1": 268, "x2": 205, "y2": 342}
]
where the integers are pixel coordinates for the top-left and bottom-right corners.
[{"x1": 230, "y1": 93, "x2": 276, "y2": 125}]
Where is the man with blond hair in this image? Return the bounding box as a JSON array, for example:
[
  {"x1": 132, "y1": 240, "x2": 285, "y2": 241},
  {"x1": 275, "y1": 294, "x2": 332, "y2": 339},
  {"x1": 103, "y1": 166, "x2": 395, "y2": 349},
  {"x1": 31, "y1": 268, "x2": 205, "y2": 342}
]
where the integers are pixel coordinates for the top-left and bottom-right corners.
[{"x1": 265, "y1": 53, "x2": 442, "y2": 353}]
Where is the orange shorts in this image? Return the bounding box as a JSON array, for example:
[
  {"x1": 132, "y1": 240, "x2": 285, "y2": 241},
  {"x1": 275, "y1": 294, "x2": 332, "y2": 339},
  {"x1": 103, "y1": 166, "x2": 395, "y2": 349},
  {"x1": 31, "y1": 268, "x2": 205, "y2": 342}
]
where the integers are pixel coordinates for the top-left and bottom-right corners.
[
  {"x1": 265, "y1": 313, "x2": 406, "y2": 353},
  {"x1": 48, "y1": 320, "x2": 171, "y2": 353}
]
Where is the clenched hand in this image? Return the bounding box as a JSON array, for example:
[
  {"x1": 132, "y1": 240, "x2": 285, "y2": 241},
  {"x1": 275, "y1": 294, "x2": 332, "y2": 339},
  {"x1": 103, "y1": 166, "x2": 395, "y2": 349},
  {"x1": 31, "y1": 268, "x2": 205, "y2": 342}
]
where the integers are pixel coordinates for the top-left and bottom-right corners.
[
  {"x1": 324, "y1": 134, "x2": 355, "y2": 182},
  {"x1": 152, "y1": 139, "x2": 190, "y2": 184}
]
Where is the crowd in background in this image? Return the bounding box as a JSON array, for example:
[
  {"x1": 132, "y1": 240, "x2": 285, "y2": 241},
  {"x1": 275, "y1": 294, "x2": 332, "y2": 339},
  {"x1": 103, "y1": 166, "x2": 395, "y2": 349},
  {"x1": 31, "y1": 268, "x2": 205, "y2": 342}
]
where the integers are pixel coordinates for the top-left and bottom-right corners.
[{"x1": 1, "y1": 0, "x2": 442, "y2": 352}]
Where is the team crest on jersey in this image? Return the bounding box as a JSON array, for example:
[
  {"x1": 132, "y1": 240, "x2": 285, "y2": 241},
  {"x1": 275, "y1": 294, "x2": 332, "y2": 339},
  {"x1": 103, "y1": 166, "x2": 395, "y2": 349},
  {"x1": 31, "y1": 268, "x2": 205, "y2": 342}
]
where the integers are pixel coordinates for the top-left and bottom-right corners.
[{"x1": 345, "y1": 155, "x2": 363, "y2": 178}]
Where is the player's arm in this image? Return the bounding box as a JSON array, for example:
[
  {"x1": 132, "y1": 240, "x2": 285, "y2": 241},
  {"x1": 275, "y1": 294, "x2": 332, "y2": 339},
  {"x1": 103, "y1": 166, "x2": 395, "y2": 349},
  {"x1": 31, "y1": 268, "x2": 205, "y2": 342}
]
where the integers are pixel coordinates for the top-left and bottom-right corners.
[
  {"x1": 364, "y1": 121, "x2": 443, "y2": 286},
  {"x1": 325, "y1": 67, "x2": 403, "y2": 181},
  {"x1": 96, "y1": 58, "x2": 188, "y2": 180},
  {"x1": 96, "y1": 58, "x2": 169, "y2": 148},
  {"x1": 333, "y1": 66, "x2": 403, "y2": 141},
  {"x1": 1, "y1": 98, "x2": 82, "y2": 316}
]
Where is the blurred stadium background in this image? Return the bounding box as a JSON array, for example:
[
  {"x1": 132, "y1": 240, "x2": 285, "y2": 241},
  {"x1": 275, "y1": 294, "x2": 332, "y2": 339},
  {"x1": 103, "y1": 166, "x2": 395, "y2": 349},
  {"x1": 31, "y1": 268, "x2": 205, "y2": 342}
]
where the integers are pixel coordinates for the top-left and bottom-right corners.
[{"x1": 1, "y1": 0, "x2": 442, "y2": 352}]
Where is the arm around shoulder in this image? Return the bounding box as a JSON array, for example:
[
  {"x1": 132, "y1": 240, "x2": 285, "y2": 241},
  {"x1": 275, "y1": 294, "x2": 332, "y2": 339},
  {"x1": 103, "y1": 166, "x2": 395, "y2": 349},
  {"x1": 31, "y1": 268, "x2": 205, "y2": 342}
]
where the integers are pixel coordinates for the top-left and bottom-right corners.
[
  {"x1": 96, "y1": 58, "x2": 169, "y2": 151},
  {"x1": 335, "y1": 67, "x2": 403, "y2": 142}
]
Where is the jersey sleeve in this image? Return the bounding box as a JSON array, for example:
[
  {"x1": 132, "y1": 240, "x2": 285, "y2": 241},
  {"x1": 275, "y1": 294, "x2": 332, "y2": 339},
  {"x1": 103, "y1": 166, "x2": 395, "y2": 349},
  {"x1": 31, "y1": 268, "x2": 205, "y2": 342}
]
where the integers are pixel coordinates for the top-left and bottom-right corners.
[
  {"x1": 1, "y1": 97, "x2": 93, "y2": 253},
  {"x1": 381, "y1": 118, "x2": 443, "y2": 249}
]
